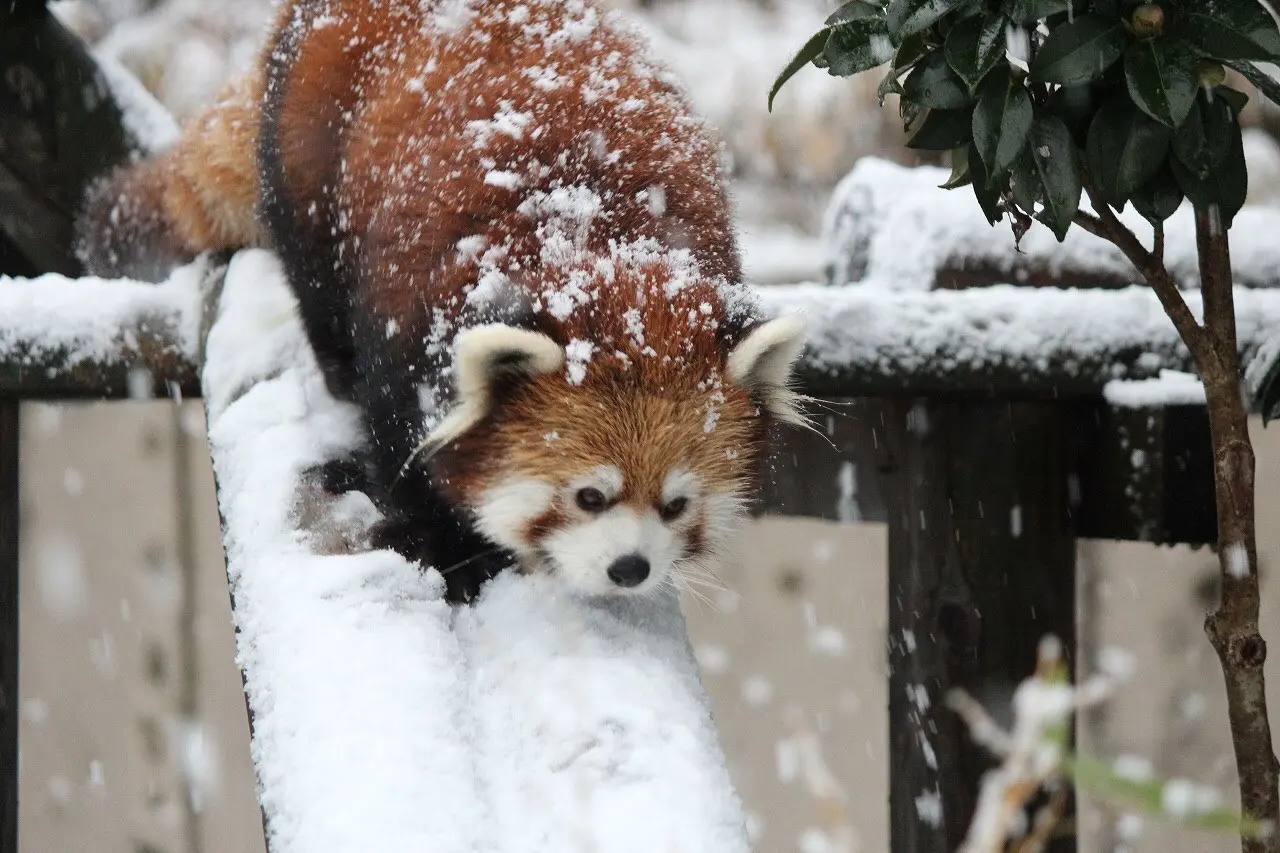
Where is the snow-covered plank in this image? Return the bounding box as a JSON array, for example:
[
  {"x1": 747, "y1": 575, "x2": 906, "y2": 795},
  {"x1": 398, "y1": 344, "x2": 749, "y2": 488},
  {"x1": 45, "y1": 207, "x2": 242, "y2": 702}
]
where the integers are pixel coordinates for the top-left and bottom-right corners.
[
  {"x1": 201, "y1": 248, "x2": 750, "y2": 853},
  {"x1": 822, "y1": 157, "x2": 1280, "y2": 291},
  {"x1": 765, "y1": 282, "x2": 1280, "y2": 398},
  {"x1": 0, "y1": 259, "x2": 206, "y2": 398},
  {"x1": 6, "y1": 262, "x2": 1280, "y2": 400}
]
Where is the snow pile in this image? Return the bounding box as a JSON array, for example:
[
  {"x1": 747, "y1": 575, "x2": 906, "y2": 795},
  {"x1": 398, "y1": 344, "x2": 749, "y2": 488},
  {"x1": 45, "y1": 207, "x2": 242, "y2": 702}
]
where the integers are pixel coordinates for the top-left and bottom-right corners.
[
  {"x1": 202, "y1": 249, "x2": 749, "y2": 853},
  {"x1": 822, "y1": 158, "x2": 1280, "y2": 290},
  {"x1": 0, "y1": 260, "x2": 202, "y2": 372}
]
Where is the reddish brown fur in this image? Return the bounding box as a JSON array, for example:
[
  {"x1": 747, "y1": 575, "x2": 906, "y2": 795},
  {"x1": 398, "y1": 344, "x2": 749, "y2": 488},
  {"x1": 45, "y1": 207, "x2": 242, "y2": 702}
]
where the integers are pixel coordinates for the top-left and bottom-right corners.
[{"x1": 78, "y1": 0, "x2": 785, "y2": 590}]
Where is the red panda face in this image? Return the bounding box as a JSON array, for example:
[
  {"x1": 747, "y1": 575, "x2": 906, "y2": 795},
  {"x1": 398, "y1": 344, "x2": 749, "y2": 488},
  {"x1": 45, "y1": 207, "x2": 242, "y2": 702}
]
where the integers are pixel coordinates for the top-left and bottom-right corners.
[
  {"x1": 422, "y1": 312, "x2": 808, "y2": 597},
  {"x1": 445, "y1": 380, "x2": 764, "y2": 597}
]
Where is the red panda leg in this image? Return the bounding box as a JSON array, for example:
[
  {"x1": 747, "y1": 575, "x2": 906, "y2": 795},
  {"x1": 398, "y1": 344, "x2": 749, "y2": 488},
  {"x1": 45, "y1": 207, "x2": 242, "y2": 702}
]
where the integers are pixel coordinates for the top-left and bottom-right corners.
[{"x1": 344, "y1": 294, "x2": 513, "y2": 601}]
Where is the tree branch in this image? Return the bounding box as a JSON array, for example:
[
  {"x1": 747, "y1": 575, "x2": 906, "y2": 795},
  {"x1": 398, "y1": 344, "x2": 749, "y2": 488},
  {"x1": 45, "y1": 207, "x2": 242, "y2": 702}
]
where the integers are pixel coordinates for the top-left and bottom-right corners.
[{"x1": 1075, "y1": 184, "x2": 1214, "y2": 365}]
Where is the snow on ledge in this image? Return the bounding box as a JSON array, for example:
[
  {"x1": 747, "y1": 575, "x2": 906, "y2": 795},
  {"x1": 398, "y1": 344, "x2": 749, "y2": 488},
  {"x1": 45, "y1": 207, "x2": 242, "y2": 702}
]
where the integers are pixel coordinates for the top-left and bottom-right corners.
[
  {"x1": 758, "y1": 282, "x2": 1280, "y2": 394},
  {"x1": 202, "y1": 249, "x2": 749, "y2": 853},
  {"x1": 0, "y1": 260, "x2": 203, "y2": 389},
  {"x1": 1103, "y1": 370, "x2": 1207, "y2": 409},
  {"x1": 822, "y1": 157, "x2": 1280, "y2": 290}
]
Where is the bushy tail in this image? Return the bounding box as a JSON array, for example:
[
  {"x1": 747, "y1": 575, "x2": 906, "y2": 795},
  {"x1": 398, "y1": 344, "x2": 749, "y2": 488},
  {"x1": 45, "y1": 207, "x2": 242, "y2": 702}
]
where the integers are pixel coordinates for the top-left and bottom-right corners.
[{"x1": 75, "y1": 69, "x2": 264, "y2": 281}]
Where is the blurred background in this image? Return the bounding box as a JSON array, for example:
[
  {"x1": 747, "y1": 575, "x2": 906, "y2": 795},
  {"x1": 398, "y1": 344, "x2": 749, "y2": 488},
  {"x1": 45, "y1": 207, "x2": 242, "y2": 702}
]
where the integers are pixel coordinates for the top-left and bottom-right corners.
[{"x1": 16, "y1": 1, "x2": 1280, "y2": 851}]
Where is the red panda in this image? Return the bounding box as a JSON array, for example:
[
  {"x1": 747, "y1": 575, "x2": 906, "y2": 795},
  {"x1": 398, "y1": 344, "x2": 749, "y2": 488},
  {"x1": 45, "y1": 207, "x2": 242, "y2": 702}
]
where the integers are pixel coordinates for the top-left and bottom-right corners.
[{"x1": 75, "y1": 0, "x2": 809, "y2": 602}]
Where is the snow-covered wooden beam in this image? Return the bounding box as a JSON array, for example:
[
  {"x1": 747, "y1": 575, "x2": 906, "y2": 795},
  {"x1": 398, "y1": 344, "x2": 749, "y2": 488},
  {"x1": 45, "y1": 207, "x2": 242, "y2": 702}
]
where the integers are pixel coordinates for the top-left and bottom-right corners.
[
  {"x1": 763, "y1": 283, "x2": 1280, "y2": 399},
  {"x1": 201, "y1": 250, "x2": 751, "y2": 853},
  {"x1": 824, "y1": 157, "x2": 1280, "y2": 292},
  {"x1": 6, "y1": 261, "x2": 1280, "y2": 402},
  {"x1": 0, "y1": 260, "x2": 210, "y2": 399}
]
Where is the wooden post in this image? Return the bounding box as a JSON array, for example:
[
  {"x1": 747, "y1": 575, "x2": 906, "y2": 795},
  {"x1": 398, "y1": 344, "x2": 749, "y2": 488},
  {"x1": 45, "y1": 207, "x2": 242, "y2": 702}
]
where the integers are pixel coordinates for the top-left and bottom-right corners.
[
  {"x1": 0, "y1": 400, "x2": 16, "y2": 853},
  {"x1": 877, "y1": 400, "x2": 1078, "y2": 852}
]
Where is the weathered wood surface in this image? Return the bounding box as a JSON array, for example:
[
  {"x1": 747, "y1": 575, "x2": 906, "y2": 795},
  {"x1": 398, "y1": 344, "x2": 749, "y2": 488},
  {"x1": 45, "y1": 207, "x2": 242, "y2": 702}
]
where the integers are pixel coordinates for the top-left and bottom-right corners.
[
  {"x1": 771, "y1": 400, "x2": 1079, "y2": 852},
  {"x1": 0, "y1": 2, "x2": 142, "y2": 275},
  {"x1": 0, "y1": 402, "x2": 16, "y2": 853},
  {"x1": 760, "y1": 399, "x2": 1215, "y2": 546}
]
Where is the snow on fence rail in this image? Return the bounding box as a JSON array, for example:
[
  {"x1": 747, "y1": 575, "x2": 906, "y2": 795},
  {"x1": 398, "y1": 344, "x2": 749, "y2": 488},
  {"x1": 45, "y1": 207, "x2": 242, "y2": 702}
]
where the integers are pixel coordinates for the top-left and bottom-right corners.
[{"x1": 7, "y1": 259, "x2": 1280, "y2": 403}]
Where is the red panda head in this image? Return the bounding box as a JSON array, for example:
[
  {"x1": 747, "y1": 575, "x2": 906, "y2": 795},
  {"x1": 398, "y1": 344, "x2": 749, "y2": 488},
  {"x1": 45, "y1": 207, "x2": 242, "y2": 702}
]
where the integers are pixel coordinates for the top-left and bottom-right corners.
[{"x1": 418, "y1": 266, "x2": 807, "y2": 598}]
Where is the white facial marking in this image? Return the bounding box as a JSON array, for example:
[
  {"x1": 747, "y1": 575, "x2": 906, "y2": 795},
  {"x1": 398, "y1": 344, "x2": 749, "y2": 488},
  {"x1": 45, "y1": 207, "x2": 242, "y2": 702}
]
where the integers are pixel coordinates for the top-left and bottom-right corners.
[
  {"x1": 661, "y1": 467, "x2": 701, "y2": 505},
  {"x1": 701, "y1": 491, "x2": 748, "y2": 553},
  {"x1": 473, "y1": 477, "x2": 554, "y2": 552},
  {"x1": 568, "y1": 464, "x2": 623, "y2": 503},
  {"x1": 542, "y1": 505, "x2": 685, "y2": 597}
]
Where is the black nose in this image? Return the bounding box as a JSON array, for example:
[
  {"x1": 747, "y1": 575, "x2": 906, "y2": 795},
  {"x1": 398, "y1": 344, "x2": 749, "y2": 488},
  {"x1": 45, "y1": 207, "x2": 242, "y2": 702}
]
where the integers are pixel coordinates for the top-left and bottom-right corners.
[{"x1": 606, "y1": 554, "x2": 650, "y2": 588}]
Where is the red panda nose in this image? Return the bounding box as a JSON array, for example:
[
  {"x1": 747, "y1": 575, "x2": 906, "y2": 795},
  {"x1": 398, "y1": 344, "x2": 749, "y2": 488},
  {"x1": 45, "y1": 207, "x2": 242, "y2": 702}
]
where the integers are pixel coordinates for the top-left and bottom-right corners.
[{"x1": 606, "y1": 554, "x2": 650, "y2": 588}]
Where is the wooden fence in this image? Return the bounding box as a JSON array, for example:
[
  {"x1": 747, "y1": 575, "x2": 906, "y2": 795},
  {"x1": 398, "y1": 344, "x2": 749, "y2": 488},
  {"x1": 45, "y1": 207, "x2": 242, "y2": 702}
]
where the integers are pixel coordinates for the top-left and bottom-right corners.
[{"x1": 6, "y1": 3, "x2": 1280, "y2": 852}]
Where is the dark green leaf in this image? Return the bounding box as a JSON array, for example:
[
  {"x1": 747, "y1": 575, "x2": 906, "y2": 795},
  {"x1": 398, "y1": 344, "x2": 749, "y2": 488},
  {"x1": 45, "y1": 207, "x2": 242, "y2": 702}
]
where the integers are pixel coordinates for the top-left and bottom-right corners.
[
  {"x1": 825, "y1": 0, "x2": 884, "y2": 25},
  {"x1": 968, "y1": 140, "x2": 1003, "y2": 223},
  {"x1": 1028, "y1": 116, "x2": 1081, "y2": 240},
  {"x1": 941, "y1": 144, "x2": 973, "y2": 188},
  {"x1": 901, "y1": 96, "x2": 925, "y2": 128},
  {"x1": 1047, "y1": 83, "x2": 1098, "y2": 146},
  {"x1": 825, "y1": 17, "x2": 896, "y2": 76},
  {"x1": 1173, "y1": 92, "x2": 1238, "y2": 179},
  {"x1": 1217, "y1": 85, "x2": 1251, "y2": 114},
  {"x1": 1031, "y1": 15, "x2": 1128, "y2": 86},
  {"x1": 1184, "y1": 4, "x2": 1280, "y2": 62},
  {"x1": 887, "y1": 0, "x2": 965, "y2": 41},
  {"x1": 877, "y1": 67, "x2": 906, "y2": 102},
  {"x1": 1130, "y1": 164, "x2": 1184, "y2": 223},
  {"x1": 972, "y1": 71, "x2": 1034, "y2": 179},
  {"x1": 1124, "y1": 38, "x2": 1199, "y2": 127},
  {"x1": 1004, "y1": 0, "x2": 1075, "y2": 24},
  {"x1": 945, "y1": 14, "x2": 1008, "y2": 93},
  {"x1": 1225, "y1": 59, "x2": 1280, "y2": 109},
  {"x1": 1170, "y1": 119, "x2": 1247, "y2": 227},
  {"x1": 907, "y1": 107, "x2": 975, "y2": 149},
  {"x1": 770, "y1": 30, "x2": 831, "y2": 110},
  {"x1": 894, "y1": 32, "x2": 932, "y2": 70},
  {"x1": 1085, "y1": 95, "x2": 1172, "y2": 206},
  {"x1": 1010, "y1": 148, "x2": 1042, "y2": 215},
  {"x1": 904, "y1": 48, "x2": 973, "y2": 107}
]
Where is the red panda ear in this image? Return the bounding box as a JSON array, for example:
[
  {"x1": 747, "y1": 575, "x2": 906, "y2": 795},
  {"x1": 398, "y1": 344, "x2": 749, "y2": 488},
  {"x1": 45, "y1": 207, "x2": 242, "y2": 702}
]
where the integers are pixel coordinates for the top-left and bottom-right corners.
[
  {"x1": 726, "y1": 314, "x2": 808, "y2": 427},
  {"x1": 424, "y1": 324, "x2": 565, "y2": 452}
]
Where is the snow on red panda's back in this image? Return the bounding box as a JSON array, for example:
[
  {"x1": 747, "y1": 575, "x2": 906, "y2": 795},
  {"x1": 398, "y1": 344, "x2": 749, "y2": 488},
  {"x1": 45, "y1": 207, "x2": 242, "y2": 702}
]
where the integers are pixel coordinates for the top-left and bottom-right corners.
[
  {"x1": 76, "y1": 0, "x2": 809, "y2": 599},
  {"x1": 263, "y1": 0, "x2": 811, "y2": 596}
]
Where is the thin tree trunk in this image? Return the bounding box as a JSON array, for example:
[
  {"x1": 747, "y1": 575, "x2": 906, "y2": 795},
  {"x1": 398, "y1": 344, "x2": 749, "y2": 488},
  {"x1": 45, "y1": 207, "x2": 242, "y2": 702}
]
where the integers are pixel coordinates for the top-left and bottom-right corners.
[{"x1": 1195, "y1": 207, "x2": 1280, "y2": 852}]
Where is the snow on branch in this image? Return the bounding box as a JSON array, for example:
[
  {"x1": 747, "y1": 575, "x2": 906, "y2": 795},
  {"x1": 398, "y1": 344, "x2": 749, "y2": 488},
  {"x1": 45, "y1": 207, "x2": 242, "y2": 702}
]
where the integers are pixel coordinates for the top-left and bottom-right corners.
[{"x1": 201, "y1": 249, "x2": 751, "y2": 853}]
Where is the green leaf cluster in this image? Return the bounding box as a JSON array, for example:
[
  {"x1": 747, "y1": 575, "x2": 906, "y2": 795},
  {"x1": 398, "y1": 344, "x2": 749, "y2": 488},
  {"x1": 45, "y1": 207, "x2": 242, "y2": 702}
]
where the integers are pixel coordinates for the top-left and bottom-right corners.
[{"x1": 770, "y1": 0, "x2": 1280, "y2": 242}]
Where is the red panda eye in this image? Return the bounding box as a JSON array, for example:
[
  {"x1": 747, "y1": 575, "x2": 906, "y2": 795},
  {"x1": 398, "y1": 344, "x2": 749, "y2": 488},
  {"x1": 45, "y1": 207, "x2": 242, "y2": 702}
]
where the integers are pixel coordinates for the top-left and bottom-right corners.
[
  {"x1": 660, "y1": 496, "x2": 689, "y2": 521},
  {"x1": 575, "y1": 487, "x2": 608, "y2": 512}
]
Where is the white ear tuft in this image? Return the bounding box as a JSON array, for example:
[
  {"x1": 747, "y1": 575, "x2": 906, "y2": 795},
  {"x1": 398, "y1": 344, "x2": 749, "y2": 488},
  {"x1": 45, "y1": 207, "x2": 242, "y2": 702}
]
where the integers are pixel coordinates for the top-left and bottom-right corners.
[
  {"x1": 726, "y1": 314, "x2": 808, "y2": 427},
  {"x1": 425, "y1": 324, "x2": 564, "y2": 451}
]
